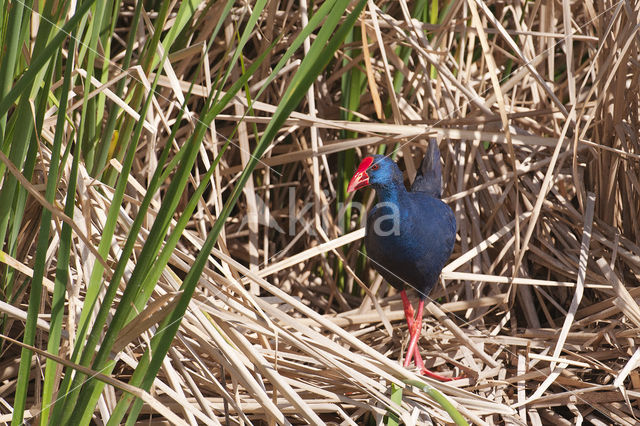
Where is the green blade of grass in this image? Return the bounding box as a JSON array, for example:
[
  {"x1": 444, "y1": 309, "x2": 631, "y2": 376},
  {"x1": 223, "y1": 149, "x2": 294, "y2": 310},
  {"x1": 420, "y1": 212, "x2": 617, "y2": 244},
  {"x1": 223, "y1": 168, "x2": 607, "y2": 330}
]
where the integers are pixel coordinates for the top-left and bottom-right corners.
[
  {"x1": 39, "y1": 34, "x2": 77, "y2": 424},
  {"x1": 0, "y1": 0, "x2": 96, "y2": 120},
  {"x1": 153, "y1": 0, "x2": 204, "y2": 70},
  {"x1": 91, "y1": 0, "x2": 142, "y2": 177},
  {"x1": 0, "y1": 98, "x2": 34, "y2": 300},
  {"x1": 100, "y1": 0, "x2": 174, "y2": 186},
  {"x1": 11, "y1": 42, "x2": 66, "y2": 426},
  {"x1": 404, "y1": 379, "x2": 469, "y2": 426},
  {"x1": 387, "y1": 382, "x2": 402, "y2": 426},
  {"x1": 0, "y1": 0, "x2": 29, "y2": 138},
  {"x1": 207, "y1": 0, "x2": 268, "y2": 108},
  {"x1": 0, "y1": 0, "x2": 67, "y2": 298},
  {"x1": 76, "y1": 0, "x2": 108, "y2": 171}
]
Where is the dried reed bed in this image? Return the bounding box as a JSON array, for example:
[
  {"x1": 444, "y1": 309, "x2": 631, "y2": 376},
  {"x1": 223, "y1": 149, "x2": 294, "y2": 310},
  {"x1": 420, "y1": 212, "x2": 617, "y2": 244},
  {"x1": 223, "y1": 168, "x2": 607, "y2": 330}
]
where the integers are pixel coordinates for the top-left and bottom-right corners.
[{"x1": 4, "y1": 0, "x2": 640, "y2": 424}]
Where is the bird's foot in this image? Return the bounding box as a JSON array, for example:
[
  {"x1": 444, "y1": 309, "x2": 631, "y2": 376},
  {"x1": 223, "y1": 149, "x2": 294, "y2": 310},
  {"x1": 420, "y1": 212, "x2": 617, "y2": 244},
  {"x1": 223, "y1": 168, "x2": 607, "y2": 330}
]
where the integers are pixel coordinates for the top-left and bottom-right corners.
[
  {"x1": 419, "y1": 367, "x2": 463, "y2": 382},
  {"x1": 399, "y1": 292, "x2": 463, "y2": 382},
  {"x1": 412, "y1": 346, "x2": 463, "y2": 382}
]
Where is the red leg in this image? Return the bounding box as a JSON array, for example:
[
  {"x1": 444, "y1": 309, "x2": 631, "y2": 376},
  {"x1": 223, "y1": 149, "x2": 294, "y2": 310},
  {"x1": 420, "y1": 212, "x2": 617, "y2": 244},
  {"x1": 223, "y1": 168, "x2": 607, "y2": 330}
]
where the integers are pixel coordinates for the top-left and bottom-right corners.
[
  {"x1": 400, "y1": 290, "x2": 422, "y2": 365},
  {"x1": 400, "y1": 290, "x2": 415, "y2": 328},
  {"x1": 401, "y1": 292, "x2": 462, "y2": 381},
  {"x1": 403, "y1": 300, "x2": 424, "y2": 367},
  {"x1": 400, "y1": 291, "x2": 426, "y2": 366}
]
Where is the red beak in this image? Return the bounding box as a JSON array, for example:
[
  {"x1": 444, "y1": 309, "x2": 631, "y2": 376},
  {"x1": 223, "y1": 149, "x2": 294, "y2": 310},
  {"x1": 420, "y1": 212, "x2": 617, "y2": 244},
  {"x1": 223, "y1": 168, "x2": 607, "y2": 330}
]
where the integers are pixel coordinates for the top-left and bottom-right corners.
[{"x1": 347, "y1": 156, "x2": 374, "y2": 192}]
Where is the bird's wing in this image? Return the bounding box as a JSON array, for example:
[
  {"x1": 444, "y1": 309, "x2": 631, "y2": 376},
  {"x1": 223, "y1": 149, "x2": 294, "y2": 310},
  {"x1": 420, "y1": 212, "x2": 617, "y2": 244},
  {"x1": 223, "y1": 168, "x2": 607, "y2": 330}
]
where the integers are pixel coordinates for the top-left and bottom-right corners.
[{"x1": 410, "y1": 138, "x2": 443, "y2": 199}]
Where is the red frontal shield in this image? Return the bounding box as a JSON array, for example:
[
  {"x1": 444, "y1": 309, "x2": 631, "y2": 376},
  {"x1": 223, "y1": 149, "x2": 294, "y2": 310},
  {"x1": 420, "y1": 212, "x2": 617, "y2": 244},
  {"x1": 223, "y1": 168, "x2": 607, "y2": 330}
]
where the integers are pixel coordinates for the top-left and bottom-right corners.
[{"x1": 347, "y1": 156, "x2": 374, "y2": 192}]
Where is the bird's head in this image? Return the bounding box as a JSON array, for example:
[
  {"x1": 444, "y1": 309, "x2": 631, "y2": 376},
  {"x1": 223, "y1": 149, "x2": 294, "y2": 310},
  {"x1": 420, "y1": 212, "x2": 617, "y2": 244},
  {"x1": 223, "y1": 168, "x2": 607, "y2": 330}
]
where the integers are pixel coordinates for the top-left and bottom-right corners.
[{"x1": 347, "y1": 155, "x2": 403, "y2": 192}]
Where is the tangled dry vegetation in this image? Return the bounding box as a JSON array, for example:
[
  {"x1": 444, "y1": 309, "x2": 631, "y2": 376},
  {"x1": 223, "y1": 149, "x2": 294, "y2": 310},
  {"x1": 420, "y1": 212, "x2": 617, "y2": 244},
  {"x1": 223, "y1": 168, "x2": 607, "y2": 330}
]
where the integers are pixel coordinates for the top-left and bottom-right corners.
[{"x1": 4, "y1": 0, "x2": 640, "y2": 425}]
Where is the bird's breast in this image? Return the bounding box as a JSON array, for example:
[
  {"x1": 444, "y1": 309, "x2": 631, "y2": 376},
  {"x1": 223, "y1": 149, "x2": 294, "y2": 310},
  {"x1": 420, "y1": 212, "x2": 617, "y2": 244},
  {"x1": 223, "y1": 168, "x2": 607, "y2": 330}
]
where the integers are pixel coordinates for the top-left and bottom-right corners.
[{"x1": 363, "y1": 194, "x2": 456, "y2": 291}]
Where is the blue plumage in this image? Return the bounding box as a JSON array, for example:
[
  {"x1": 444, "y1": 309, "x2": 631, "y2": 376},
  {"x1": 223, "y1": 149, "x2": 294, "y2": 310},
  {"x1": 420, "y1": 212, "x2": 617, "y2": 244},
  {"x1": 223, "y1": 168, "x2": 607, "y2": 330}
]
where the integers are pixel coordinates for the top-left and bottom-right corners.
[{"x1": 358, "y1": 143, "x2": 455, "y2": 300}]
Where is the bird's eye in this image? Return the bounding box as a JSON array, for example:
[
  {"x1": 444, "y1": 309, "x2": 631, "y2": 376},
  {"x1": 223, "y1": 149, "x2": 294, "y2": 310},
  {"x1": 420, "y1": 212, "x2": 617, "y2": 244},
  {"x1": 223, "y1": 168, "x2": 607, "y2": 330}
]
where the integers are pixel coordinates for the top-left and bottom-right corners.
[{"x1": 371, "y1": 164, "x2": 379, "y2": 170}]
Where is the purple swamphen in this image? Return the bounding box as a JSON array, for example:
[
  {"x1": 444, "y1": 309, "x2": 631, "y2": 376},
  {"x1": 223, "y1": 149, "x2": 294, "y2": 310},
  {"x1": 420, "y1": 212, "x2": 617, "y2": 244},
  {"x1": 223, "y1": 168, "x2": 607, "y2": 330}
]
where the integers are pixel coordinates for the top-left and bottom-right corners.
[{"x1": 347, "y1": 141, "x2": 458, "y2": 381}]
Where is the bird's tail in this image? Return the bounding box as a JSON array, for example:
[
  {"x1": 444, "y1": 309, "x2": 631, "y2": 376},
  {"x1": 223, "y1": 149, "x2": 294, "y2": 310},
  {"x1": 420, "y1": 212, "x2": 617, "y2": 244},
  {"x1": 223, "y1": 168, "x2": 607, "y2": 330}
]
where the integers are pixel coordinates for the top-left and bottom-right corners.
[{"x1": 410, "y1": 139, "x2": 443, "y2": 198}]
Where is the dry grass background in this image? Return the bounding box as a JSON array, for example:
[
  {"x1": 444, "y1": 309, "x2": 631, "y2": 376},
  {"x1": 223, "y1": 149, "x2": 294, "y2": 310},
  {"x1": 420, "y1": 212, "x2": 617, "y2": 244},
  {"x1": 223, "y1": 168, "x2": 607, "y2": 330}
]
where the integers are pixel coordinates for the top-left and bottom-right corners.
[{"x1": 2, "y1": 0, "x2": 640, "y2": 424}]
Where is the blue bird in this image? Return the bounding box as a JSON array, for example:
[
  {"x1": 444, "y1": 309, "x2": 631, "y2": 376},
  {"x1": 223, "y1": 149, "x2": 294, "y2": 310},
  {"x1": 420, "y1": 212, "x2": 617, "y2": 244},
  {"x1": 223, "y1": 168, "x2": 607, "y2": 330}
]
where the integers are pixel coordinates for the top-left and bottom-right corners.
[{"x1": 347, "y1": 140, "x2": 457, "y2": 380}]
